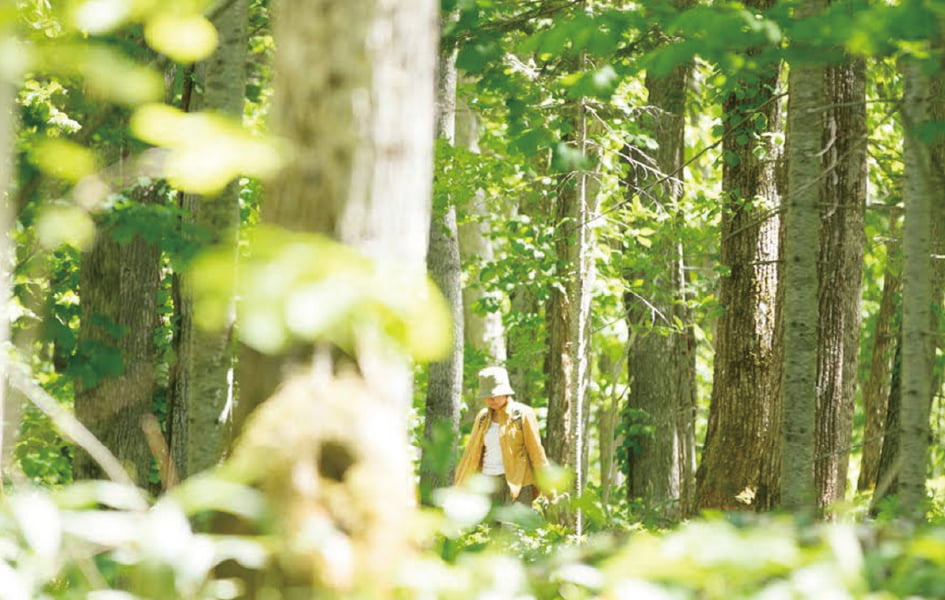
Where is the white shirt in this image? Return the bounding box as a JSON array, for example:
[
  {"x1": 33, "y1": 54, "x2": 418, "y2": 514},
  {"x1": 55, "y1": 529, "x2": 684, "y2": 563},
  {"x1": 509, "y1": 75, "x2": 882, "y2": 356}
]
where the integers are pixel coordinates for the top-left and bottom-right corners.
[{"x1": 481, "y1": 421, "x2": 505, "y2": 475}]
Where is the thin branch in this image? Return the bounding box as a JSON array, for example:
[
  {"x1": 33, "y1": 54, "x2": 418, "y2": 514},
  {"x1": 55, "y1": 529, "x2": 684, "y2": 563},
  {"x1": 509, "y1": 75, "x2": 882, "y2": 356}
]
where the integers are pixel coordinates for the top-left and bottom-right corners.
[{"x1": 8, "y1": 359, "x2": 145, "y2": 499}]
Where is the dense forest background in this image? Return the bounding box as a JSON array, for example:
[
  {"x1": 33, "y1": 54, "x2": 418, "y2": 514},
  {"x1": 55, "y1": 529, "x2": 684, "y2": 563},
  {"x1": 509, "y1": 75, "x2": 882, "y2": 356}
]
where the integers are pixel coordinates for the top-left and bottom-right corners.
[{"x1": 1, "y1": 0, "x2": 944, "y2": 598}]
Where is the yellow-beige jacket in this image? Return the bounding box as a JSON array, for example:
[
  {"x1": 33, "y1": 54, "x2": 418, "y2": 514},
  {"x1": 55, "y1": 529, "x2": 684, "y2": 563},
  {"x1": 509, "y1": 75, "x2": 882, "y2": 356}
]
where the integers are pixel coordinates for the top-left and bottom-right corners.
[{"x1": 454, "y1": 399, "x2": 550, "y2": 500}]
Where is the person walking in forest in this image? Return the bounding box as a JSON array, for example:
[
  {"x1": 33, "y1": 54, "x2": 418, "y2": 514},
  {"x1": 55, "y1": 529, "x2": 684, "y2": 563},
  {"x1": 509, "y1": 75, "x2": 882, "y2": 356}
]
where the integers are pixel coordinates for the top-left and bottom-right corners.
[{"x1": 454, "y1": 366, "x2": 550, "y2": 505}]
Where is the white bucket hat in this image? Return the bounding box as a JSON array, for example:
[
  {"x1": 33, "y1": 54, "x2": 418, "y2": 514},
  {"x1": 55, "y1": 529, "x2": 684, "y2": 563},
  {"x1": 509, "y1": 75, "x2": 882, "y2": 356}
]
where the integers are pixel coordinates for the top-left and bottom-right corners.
[{"x1": 477, "y1": 366, "x2": 515, "y2": 398}]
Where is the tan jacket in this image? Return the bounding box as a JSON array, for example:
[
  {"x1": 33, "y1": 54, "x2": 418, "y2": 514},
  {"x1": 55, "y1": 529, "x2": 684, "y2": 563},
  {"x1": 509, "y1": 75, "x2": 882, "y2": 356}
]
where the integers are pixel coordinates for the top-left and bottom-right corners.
[{"x1": 454, "y1": 399, "x2": 550, "y2": 500}]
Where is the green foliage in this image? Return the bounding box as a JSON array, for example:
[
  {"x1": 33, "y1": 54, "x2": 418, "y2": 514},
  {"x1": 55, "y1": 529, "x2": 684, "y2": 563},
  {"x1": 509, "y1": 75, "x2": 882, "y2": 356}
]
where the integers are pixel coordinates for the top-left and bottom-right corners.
[{"x1": 190, "y1": 225, "x2": 452, "y2": 360}]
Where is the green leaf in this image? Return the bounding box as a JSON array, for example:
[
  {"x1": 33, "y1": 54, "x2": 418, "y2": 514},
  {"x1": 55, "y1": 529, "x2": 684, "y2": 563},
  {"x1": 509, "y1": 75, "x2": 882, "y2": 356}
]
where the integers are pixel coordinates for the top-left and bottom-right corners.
[{"x1": 145, "y1": 13, "x2": 219, "y2": 64}]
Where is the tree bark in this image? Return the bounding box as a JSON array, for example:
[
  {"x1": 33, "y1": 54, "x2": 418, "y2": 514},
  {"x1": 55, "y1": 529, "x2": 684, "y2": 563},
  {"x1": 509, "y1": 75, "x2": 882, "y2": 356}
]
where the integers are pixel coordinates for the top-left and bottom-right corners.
[
  {"x1": 695, "y1": 10, "x2": 783, "y2": 511},
  {"x1": 456, "y1": 101, "x2": 507, "y2": 365},
  {"x1": 813, "y1": 58, "x2": 866, "y2": 510},
  {"x1": 545, "y1": 195, "x2": 575, "y2": 468},
  {"x1": 857, "y1": 234, "x2": 900, "y2": 493},
  {"x1": 228, "y1": 0, "x2": 437, "y2": 592},
  {"x1": 898, "y1": 58, "x2": 933, "y2": 522},
  {"x1": 74, "y1": 183, "x2": 162, "y2": 487},
  {"x1": 420, "y1": 25, "x2": 464, "y2": 502},
  {"x1": 623, "y1": 58, "x2": 695, "y2": 521},
  {"x1": 780, "y1": 9, "x2": 825, "y2": 512},
  {"x1": 169, "y1": 0, "x2": 248, "y2": 481}
]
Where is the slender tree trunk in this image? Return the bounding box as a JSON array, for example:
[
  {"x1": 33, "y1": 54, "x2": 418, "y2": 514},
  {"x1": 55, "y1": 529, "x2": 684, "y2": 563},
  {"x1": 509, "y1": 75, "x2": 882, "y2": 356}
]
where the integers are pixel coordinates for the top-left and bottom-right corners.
[
  {"x1": 814, "y1": 58, "x2": 866, "y2": 510},
  {"x1": 623, "y1": 59, "x2": 694, "y2": 521},
  {"x1": 873, "y1": 330, "x2": 902, "y2": 508},
  {"x1": 780, "y1": 12, "x2": 825, "y2": 512},
  {"x1": 695, "y1": 15, "x2": 783, "y2": 511},
  {"x1": 169, "y1": 0, "x2": 248, "y2": 481},
  {"x1": 545, "y1": 195, "x2": 575, "y2": 468},
  {"x1": 420, "y1": 23, "x2": 464, "y2": 502},
  {"x1": 456, "y1": 100, "x2": 507, "y2": 365},
  {"x1": 857, "y1": 234, "x2": 901, "y2": 492},
  {"x1": 898, "y1": 58, "x2": 933, "y2": 522},
  {"x1": 598, "y1": 353, "x2": 624, "y2": 506},
  {"x1": 74, "y1": 184, "x2": 162, "y2": 487}
]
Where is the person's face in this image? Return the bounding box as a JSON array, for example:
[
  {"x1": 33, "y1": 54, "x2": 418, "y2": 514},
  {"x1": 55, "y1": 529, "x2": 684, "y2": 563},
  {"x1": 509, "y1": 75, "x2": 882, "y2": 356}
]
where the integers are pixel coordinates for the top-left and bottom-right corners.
[{"x1": 484, "y1": 395, "x2": 509, "y2": 411}]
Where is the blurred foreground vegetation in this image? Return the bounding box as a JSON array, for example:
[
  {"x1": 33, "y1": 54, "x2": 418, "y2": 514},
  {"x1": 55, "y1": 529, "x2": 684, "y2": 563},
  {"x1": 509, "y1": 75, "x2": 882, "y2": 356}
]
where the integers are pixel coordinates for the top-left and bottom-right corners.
[{"x1": 4, "y1": 473, "x2": 945, "y2": 598}]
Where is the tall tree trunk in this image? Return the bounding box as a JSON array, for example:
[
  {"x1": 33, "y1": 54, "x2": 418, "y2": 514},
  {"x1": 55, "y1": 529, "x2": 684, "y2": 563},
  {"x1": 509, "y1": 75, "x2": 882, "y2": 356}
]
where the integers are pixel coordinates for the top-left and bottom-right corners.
[
  {"x1": 857, "y1": 233, "x2": 901, "y2": 493},
  {"x1": 623, "y1": 58, "x2": 694, "y2": 522},
  {"x1": 456, "y1": 101, "x2": 507, "y2": 365},
  {"x1": 695, "y1": 13, "x2": 783, "y2": 511},
  {"x1": 898, "y1": 58, "x2": 933, "y2": 522},
  {"x1": 228, "y1": 0, "x2": 436, "y2": 592},
  {"x1": 420, "y1": 21, "x2": 463, "y2": 503},
  {"x1": 236, "y1": 0, "x2": 437, "y2": 422},
  {"x1": 169, "y1": 0, "x2": 248, "y2": 481},
  {"x1": 780, "y1": 6, "x2": 825, "y2": 512},
  {"x1": 74, "y1": 184, "x2": 162, "y2": 487},
  {"x1": 813, "y1": 57, "x2": 866, "y2": 510},
  {"x1": 545, "y1": 192, "x2": 576, "y2": 469}
]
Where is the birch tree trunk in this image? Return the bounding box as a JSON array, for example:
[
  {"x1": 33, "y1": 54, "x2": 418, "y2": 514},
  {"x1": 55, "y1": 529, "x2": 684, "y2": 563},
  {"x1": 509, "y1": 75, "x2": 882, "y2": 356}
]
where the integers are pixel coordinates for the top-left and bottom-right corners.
[
  {"x1": 456, "y1": 101, "x2": 507, "y2": 365},
  {"x1": 780, "y1": 10, "x2": 825, "y2": 511},
  {"x1": 695, "y1": 11, "x2": 783, "y2": 510},
  {"x1": 898, "y1": 58, "x2": 933, "y2": 522},
  {"x1": 169, "y1": 0, "x2": 248, "y2": 481},
  {"x1": 420, "y1": 23, "x2": 463, "y2": 502},
  {"x1": 814, "y1": 57, "x2": 866, "y2": 510}
]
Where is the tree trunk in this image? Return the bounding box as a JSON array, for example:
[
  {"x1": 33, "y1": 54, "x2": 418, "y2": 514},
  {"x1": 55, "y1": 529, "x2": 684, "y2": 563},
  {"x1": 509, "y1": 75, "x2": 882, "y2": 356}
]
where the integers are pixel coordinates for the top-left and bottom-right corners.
[
  {"x1": 623, "y1": 59, "x2": 695, "y2": 522},
  {"x1": 898, "y1": 58, "x2": 933, "y2": 522},
  {"x1": 456, "y1": 100, "x2": 507, "y2": 365},
  {"x1": 857, "y1": 234, "x2": 901, "y2": 493},
  {"x1": 420, "y1": 26, "x2": 464, "y2": 503},
  {"x1": 695, "y1": 15, "x2": 783, "y2": 511},
  {"x1": 74, "y1": 184, "x2": 162, "y2": 487},
  {"x1": 813, "y1": 58, "x2": 866, "y2": 510},
  {"x1": 228, "y1": 0, "x2": 436, "y2": 593},
  {"x1": 169, "y1": 0, "x2": 248, "y2": 481},
  {"x1": 873, "y1": 331, "x2": 902, "y2": 509},
  {"x1": 780, "y1": 11, "x2": 825, "y2": 512},
  {"x1": 545, "y1": 195, "x2": 575, "y2": 468}
]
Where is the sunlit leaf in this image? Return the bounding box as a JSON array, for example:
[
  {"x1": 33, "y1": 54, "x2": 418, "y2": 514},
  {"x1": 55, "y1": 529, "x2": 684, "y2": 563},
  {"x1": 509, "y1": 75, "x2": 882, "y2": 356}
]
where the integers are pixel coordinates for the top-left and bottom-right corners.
[
  {"x1": 35, "y1": 204, "x2": 96, "y2": 250},
  {"x1": 62, "y1": 510, "x2": 142, "y2": 547},
  {"x1": 11, "y1": 492, "x2": 61, "y2": 561},
  {"x1": 433, "y1": 486, "x2": 490, "y2": 531},
  {"x1": 145, "y1": 13, "x2": 219, "y2": 64},
  {"x1": 79, "y1": 46, "x2": 163, "y2": 105},
  {"x1": 131, "y1": 103, "x2": 281, "y2": 194},
  {"x1": 73, "y1": 0, "x2": 133, "y2": 34},
  {"x1": 169, "y1": 474, "x2": 267, "y2": 520},
  {"x1": 31, "y1": 138, "x2": 97, "y2": 182},
  {"x1": 536, "y1": 463, "x2": 573, "y2": 495},
  {"x1": 189, "y1": 226, "x2": 450, "y2": 360},
  {"x1": 53, "y1": 480, "x2": 149, "y2": 511}
]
